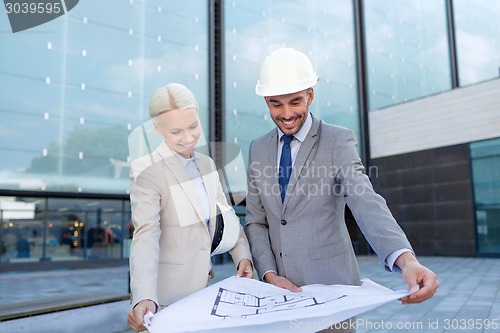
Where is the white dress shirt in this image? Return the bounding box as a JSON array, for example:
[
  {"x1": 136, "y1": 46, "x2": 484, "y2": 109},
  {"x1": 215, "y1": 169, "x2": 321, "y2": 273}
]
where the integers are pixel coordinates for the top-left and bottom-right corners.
[{"x1": 176, "y1": 153, "x2": 212, "y2": 272}]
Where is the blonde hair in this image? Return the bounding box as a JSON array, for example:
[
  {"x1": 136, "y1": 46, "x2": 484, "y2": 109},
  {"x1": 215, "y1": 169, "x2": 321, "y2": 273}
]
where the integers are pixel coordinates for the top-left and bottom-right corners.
[{"x1": 149, "y1": 83, "x2": 198, "y2": 120}]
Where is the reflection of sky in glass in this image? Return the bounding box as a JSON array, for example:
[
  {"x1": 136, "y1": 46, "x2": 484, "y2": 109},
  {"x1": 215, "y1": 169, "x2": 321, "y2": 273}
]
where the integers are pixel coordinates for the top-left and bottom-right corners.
[
  {"x1": 2, "y1": 0, "x2": 499, "y2": 195},
  {"x1": 453, "y1": 0, "x2": 500, "y2": 86},
  {"x1": 224, "y1": 0, "x2": 359, "y2": 193},
  {"x1": 470, "y1": 138, "x2": 500, "y2": 206},
  {"x1": 0, "y1": 1, "x2": 208, "y2": 193},
  {"x1": 470, "y1": 138, "x2": 500, "y2": 255},
  {"x1": 364, "y1": 0, "x2": 451, "y2": 110}
]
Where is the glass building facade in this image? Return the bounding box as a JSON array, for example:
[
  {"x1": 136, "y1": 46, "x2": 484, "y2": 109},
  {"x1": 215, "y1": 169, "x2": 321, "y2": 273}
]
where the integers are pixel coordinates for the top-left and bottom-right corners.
[
  {"x1": 470, "y1": 138, "x2": 500, "y2": 255},
  {"x1": 364, "y1": 0, "x2": 452, "y2": 109},
  {"x1": 453, "y1": 0, "x2": 500, "y2": 86},
  {"x1": 224, "y1": 0, "x2": 359, "y2": 195},
  {"x1": 1, "y1": 1, "x2": 210, "y2": 265},
  {"x1": 1, "y1": 0, "x2": 500, "y2": 267},
  {"x1": 0, "y1": 0, "x2": 209, "y2": 194}
]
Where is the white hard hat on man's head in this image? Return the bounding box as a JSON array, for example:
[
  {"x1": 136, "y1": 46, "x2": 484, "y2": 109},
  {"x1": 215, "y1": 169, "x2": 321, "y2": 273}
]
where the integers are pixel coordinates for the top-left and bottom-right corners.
[{"x1": 255, "y1": 47, "x2": 319, "y2": 97}]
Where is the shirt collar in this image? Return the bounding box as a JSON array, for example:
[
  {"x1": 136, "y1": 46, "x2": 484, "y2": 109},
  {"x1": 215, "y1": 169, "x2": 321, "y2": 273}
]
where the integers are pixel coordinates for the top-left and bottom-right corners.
[
  {"x1": 174, "y1": 151, "x2": 198, "y2": 168},
  {"x1": 277, "y1": 112, "x2": 312, "y2": 143}
]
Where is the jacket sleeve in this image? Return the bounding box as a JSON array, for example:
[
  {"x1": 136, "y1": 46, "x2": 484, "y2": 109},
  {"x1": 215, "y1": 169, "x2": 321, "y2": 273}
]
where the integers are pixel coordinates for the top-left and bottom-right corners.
[
  {"x1": 129, "y1": 163, "x2": 163, "y2": 308},
  {"x1": 333, "y1": 128, "x2": 413, "y2": 267}
]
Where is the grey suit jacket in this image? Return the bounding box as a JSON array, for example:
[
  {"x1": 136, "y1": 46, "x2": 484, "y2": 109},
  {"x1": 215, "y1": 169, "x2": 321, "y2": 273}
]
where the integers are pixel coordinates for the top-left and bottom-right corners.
[
  {"x1": 245, "y1": 114, "x2": 412, "y2": 287},
  {"x1": 129, "y1": 141, "x2": 252, "y2": 307}
]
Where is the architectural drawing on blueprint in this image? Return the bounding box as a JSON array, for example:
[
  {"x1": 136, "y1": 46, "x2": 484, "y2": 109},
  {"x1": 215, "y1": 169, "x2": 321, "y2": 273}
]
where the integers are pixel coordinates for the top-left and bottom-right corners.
[
  {"x1": 146, "y1": 277, "x2": 409, "y2": 333},
  {"x1": 211, "y1": 287, "x2": 347, "y2": 319}
]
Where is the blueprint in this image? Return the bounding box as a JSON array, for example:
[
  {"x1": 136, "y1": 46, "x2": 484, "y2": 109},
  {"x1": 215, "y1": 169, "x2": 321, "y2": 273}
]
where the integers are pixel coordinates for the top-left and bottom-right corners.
[
  {"x1": 145, "y1": 276, "x2": 409, "y2": 333},
  {"x1": 211, "y1": 285, "x2": 346, "y2": 319}
]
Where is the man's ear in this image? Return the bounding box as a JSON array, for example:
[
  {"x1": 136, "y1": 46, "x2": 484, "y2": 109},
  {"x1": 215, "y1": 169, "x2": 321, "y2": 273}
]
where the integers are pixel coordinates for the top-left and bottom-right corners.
[{"x1": 307, "y1": 88, "x2": 315, "y2": 105}]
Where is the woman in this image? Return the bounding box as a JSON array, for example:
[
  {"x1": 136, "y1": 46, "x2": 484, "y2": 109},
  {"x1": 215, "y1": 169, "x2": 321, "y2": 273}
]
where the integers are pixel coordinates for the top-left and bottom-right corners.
[{"x1": 127, "y1": 83, "x2": 253, "y2": 332}]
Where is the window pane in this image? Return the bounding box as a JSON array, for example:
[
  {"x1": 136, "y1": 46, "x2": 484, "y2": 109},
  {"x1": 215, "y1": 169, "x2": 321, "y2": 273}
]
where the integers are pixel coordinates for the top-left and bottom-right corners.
[
  {"x1": 453, "y1": 0, "x2": 500, "y2": 86},
  {"x1": 470, "y1": 137, "x2": 500, "y2": 254},
  {"x1": 0, "y1": 197, "x2": 131, "y2": 263},
  {"x1": 364, "y1": 0, "x2": 452, "y2": 110},
  {"x1": 0, "y1": 1, "x2": 209, "y2": 194},
  {"x1": 224, "y1": 0, "x2": 360, "y2": 197}
]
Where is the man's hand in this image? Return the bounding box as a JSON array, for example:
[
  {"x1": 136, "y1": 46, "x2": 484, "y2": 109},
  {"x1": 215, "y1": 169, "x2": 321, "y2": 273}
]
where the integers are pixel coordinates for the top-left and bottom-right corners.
[
  {"x1": 128, "y1": 299, "x2": 157, "y2": 332},
  {"x1": 264, "y1": 271, "x2": 302, "y2": 292},
  {"x1": 396, "y1": 252, "x2": 439, "y2": 304},
  {"x1": 236, "y1": 258, "x2": 254, "y2": 278}
]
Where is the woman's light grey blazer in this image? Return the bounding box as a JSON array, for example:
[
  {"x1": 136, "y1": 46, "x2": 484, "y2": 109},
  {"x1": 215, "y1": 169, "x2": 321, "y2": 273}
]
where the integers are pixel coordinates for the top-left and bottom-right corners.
[{"x1": 129, "y1": 141, "x2": 251, "y2": 307}]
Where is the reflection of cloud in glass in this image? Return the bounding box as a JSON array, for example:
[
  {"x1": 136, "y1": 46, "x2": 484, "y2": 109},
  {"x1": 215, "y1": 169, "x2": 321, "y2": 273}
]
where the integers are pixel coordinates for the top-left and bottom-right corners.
[
  {"x1": 224, "y1": 0, "x2": 360, "y2": 159},
  {"x1": 453, "y1": 0, "x2": 500, "y2": 86},
  {"x1": 70, "y1": 100, "x2": 136, "y2": 121},
  {"x1": 0, "y1": 124, "x2": 17, "y2": 138},
  {"x1": 364, "y1": 0, "x2": 451, "y2": 109},
  {"x1": 105, "y1": 54, "x2": 206, "y2": 95},
  {"x1": 455, "y1": 32, "x2": 499, "y2": 85},
  {"x1": 0, "y1": 1, "x2": 211, "y2": 194},
  {"x1": 225, "y1": 0, "x2": 355, "y2": 96}
]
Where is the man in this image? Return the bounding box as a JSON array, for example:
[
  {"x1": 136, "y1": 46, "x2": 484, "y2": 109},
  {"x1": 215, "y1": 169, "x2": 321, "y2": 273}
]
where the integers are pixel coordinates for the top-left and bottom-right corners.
[{"x1": 244, "y1": 47, "x2": 438, "y2": 332}]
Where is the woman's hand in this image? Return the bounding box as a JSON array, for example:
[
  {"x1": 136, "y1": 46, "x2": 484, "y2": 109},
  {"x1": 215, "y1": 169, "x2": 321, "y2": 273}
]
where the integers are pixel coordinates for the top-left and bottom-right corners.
[
  {"x1": 236, "y1": 258, "x2": 254, "y2": 278},
  {"x1": 127, "y1": 299, "x2": 157, "y2": 332}
]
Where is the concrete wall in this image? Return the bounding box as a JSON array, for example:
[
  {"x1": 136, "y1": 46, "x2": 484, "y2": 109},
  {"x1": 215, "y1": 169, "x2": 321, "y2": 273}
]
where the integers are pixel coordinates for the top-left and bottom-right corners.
[{"x1": 369, "y1": 78, "x2": 500, "y2": 159}]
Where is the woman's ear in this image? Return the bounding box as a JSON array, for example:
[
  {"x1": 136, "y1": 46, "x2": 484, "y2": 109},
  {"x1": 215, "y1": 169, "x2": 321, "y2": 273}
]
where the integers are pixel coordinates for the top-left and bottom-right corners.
[{"x1": 153, "y1": 121, "x2": 162, "y2": 135}]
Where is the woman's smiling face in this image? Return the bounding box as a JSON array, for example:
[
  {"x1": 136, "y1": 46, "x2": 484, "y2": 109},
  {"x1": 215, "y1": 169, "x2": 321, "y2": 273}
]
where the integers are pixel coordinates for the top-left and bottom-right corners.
[{"x1": 154, "y1": 107, "x2": 201, "y2": 158}]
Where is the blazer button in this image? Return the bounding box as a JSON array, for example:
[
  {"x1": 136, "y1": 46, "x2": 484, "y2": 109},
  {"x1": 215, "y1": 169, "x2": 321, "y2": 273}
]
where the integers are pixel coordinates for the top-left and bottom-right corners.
[{"x1": 281, "y1": 220, "x2": 287, "y2": 225}]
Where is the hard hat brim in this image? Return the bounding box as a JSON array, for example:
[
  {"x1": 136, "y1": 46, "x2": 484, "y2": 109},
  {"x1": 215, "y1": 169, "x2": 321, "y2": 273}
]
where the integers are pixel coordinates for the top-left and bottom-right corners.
[
  {"x1": 210, "y1": 203, "x2": 241, "y2": 256},
  {"x1": 255, "y1": 76, "x2": 318, "y2": 96}
]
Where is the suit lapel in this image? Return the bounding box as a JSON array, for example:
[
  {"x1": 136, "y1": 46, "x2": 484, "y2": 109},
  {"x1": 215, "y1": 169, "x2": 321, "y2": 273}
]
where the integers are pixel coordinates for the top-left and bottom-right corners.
[
  {"x1": 197, "y1": 154, "x2": 217, "y2": 237},
  {"x1": 158, "y1": 143, "x2": 207, "y2": 224}
]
